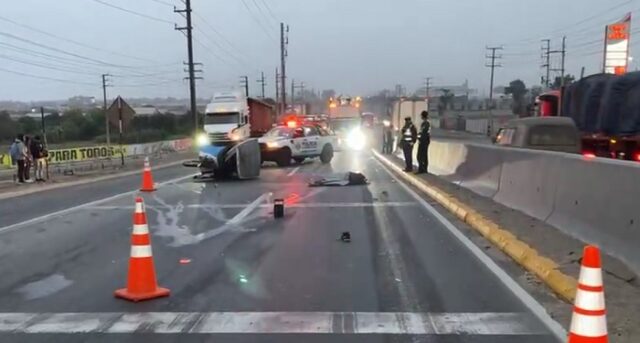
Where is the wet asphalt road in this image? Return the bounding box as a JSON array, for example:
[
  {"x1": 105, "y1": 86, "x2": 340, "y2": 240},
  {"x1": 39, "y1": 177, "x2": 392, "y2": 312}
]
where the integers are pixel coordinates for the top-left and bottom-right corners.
[{"x1": 0, "y1": 148, "x2": 559, "y2": 342}]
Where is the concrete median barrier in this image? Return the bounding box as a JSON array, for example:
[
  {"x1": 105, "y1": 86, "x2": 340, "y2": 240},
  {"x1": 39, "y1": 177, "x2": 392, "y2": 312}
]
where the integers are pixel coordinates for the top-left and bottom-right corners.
[
  {"x1": 421, "y1": 139, "x2": 640, "y2": 276},
  {"x1": 493, "y1": 148, "x2": 558, "y2": 221},
  {"x1": 546, "y1": 156, "x2": 640, "y2": 275}
]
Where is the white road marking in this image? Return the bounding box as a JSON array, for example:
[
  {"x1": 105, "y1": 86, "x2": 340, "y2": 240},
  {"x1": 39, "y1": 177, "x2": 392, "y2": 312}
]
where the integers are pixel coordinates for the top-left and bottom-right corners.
[
  {"x1": 286, "y1": 166, "x2": 300, "y2": 177},
  {"x1": 0, "y1": 173, "x2": 197, "y2": 235},
  {"x1": 84, "y1": 202, "x2": 418, "y2": 210},
  {"x1": 0, "y1": 312, "x2": 546, "y2": 335},
  {"x1": 372, "y1": 150, "x2": 567, "y2": 341},
  {"x1": 226, "y1": 193, "x2": 269, "y2": 226}
]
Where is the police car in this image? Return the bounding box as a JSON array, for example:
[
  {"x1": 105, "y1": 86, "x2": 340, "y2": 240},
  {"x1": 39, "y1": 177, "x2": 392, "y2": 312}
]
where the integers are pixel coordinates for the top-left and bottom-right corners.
[{"x1": 258, "y1": 122, "x2": 338, "y2": 167}]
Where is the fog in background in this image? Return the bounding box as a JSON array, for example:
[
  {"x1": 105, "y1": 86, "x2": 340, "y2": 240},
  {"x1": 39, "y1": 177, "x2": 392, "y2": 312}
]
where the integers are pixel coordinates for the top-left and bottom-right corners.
[{"x1": 1, "y1": 0, "x2": 638, "y2": 101}]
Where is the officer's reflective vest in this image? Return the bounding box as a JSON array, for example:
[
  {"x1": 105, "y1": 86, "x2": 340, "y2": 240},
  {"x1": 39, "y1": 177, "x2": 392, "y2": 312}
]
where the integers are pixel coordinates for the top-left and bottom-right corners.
[{"x1": 402, "y1": 125, "x2": 414, "y2": 142}]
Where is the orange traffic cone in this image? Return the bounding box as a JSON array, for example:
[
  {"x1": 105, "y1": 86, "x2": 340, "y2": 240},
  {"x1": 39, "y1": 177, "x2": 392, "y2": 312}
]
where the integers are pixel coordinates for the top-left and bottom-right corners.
[
  {"x1": 568, "y1": 245, "x2": 608, "y2": 343},
  {"x1": 114, "y1": 197, "x2": 170, "y2": 302},
  {"x1": 140, "y1": 157, "x2": 156, "y2": 192}
]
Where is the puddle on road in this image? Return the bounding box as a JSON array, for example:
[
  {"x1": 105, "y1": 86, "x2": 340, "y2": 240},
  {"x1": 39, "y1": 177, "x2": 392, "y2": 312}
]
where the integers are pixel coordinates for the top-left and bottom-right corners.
[{"x1": 16, "y1": 274, "x2": 73, "y2": 300}]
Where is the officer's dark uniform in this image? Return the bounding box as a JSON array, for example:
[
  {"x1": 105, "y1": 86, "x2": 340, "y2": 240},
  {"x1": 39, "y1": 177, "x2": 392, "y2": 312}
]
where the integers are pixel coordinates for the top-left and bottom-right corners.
[
  {"x1": 417, "y1": 118, "x2": 431, "y2": 173},
  {"x1": 400, "y1": 119, "x2": 417, "y2": 171}
]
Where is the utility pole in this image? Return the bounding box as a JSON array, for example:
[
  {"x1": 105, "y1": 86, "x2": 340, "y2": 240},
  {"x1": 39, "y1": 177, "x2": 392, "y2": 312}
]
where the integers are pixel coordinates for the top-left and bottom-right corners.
[
  {"x1": 280, "y1": 22, "x2": 289, "y2": 113},
  {"x1": 424, "y1": 77, "x2": 432, "y2": 99},
  {"x1": 240, "y1": 76, "x2": 249, "y2": 97},
  {"x1": 560, "y1": 36, "x2": 567, "y2": 87},
  {"x1": 541, "y1": 39, "x2": 551, "y2": 88},
  {"x1": 101, "y1": 74, "x2": 111, "y2": 145},
  {"x1": 291, "y1": 78, "x2": 295, "y2": 105},
  {"x1": 485, "y1": 46, "x2": 503, "y2": 136},
  {"x1": 275, "y1": 68, "x2": 280, "y2": 110},
  {"x1": 175, "y1": 0, "x2": 199, "y2": 132},
  {"x1": 549, "y1": 36, "x2": 567, "y2": 89},
  {"x1": 257, "y1": 72, "x2": 266, "y2": 99}
]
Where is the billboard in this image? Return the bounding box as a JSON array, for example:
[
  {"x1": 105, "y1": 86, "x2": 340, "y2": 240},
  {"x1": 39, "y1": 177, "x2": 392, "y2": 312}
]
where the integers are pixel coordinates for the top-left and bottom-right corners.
[{"x1": 604, "y1": 13, "x2": 631, "y2": 75}]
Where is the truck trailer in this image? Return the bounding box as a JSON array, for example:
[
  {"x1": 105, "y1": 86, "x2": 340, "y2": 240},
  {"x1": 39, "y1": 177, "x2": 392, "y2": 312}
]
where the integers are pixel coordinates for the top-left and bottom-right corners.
[{"x1": 536, "y1": 72, "x2": 640, "y2": 161}]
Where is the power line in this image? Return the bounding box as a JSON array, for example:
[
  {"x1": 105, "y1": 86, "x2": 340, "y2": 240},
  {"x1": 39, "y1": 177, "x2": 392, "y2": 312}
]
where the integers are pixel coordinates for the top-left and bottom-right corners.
[
  {"x1": 240, "y1": 0, "x2": 277, "y2": 43},
  {"x1": 502, "y1": 1, "x2": 634, "y2": 45},
  {"x1": 149, "y1": 0, "x2": 174, "y2": 6},
  {"x1": 193, "y1": 27, "x2": 252, "y2": 70},
  {"x1": 90, "y1": 0, "x2": 174, "y2": 24},
  {"x1": 0, "y1": 67, "x2": 98, "y2": 86},
  {"x1": 0, "y1": 15, "x2": 156, "y2": 63},
  {"x1": 258, "y1": 0, "x2": 279, "y2": 23},
  {"x1": 0, "y1": 31, "x2": 138, "y2": 68},
  {"x1": 0, "y1": 54, "x2": 100, "y2": 76},
  {"x1": 192, "y1": 12, "x2": 251, "y2": 61}
]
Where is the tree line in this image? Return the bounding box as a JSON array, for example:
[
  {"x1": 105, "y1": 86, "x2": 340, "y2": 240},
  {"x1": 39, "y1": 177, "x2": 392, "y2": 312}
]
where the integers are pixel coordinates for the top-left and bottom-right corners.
[{"x1": 0, "y1": 109, "x2": 193, "y2": 146}]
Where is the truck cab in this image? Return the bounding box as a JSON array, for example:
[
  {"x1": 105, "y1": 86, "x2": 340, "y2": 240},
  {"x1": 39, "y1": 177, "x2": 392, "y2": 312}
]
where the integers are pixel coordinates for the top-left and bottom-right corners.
[{"x1": 204, "y1": 92, "x2": 250, "y2": 144}]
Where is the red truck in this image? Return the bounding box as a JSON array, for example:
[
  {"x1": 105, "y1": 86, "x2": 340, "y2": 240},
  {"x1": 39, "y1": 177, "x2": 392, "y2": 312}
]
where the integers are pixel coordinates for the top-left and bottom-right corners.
[
  {"x1": 536, "y1": 72, "x2": 640, "y2": 161},
  {"x1": 247, "y1": 97, "x2": 277, "y2": 137}
]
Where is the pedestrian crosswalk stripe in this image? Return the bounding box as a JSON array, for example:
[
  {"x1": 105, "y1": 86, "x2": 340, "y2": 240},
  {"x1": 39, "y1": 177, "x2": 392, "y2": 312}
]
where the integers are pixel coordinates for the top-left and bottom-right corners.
[{"x1": 0, "y1": 312, "x2": 548, "y2": 335}]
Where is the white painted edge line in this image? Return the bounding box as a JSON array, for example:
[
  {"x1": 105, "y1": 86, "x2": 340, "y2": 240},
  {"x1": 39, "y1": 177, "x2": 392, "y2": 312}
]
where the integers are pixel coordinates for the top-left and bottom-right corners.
[
  {"x1": 84, "y1": 202, "x2": 418, "y2": 210},
  {"x1": 0, "y1": 159, "x2": 189, "y2": 201},
  {"x1": 0, "y1": 173, "x2": 197, "y2": 235},
  {"x1": 286, "y1": 166, "x2": 300, "y2": 177},
  {"x1": 372, "y1": 151, "x2": 567, "y2": 342},
  {"x1": 0, "y1": 312, "x2": 546, "y2": 335}
]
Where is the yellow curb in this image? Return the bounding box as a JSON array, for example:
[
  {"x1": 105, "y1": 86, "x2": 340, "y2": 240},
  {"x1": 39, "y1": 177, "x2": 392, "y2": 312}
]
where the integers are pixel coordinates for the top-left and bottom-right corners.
[{"x1": 373, "y1": 150, "x2": 577, "y2": 303}]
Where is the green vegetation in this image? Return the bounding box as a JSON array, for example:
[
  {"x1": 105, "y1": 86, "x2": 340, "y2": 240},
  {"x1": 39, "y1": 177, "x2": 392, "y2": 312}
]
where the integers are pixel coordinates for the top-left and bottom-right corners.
[{"x1": 1, "y1": 109, "x2": 193, "y2": 146}]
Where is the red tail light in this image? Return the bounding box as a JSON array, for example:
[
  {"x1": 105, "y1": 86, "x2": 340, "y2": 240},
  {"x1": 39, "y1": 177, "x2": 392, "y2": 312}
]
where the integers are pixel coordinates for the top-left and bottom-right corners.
[
  {"x1": 582, "y1": 152, "x2": 596, "y2": 159},
  {"x1": 634, "y1": 152, "x2": 640, "y2": 162}
]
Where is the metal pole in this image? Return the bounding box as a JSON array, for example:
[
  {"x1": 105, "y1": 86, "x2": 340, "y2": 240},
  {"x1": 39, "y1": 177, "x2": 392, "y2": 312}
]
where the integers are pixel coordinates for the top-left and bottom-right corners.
[
  {"x1": 117, "y1": 97, "x2": 124, "y2": 166},
  {"x1": 275, "y1": 68, "x2": 280, "y2": 113},
  {"x1": 102, "y1": 74, "x2": 110, "y2": 145},
  {"x1": 280, "y1": 22, "x2": 287, "y2": 113},
  {"x1": 560, "y1": 36, "x2": 566, "y2": 87},
  {"x1": 291, "y1": 78, "x2": 295, "y2": 107}
]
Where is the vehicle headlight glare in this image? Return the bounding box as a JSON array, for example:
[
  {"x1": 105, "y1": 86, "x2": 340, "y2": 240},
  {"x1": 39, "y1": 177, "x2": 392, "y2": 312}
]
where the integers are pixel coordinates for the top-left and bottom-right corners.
[
  {"x1": 196, "y1": 133, "x2": 209, "y2": 147},
  {"x1": 346, "y1": 128, "x2": 366, "y2": 150}
]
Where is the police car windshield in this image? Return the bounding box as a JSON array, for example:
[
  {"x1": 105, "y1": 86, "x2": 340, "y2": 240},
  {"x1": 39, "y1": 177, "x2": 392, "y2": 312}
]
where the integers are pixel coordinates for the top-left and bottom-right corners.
[{"x1": 265, "y1": 127, "x2": 293, "y2": 138}]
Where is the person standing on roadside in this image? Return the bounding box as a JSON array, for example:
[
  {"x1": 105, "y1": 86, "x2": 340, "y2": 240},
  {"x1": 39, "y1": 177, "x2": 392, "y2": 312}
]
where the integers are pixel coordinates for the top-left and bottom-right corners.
[
  {"x1": 23, "y1": 135, "x2": 33, "y2": 182},
  {"x1": 30, "y1": 135, "x2": 46, "y2": 182},
  {"x1": 416, "y1": 111, "x2": 431, "y2": 174},
  {"x1": 400, "y1": 117, "x2": 417, "y2": 172},
  {"x1": 382, "y1": 119, "x2": 394, "y2": 154},
  {"x1": 9, "y1": 134, "x2": 27, "y2": 184}
]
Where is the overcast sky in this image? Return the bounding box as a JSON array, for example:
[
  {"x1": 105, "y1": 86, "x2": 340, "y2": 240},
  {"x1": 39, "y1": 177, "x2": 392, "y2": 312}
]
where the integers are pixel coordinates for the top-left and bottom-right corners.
[{"x1": 1, "y1": 0, "x2": 638, "y2": 101}]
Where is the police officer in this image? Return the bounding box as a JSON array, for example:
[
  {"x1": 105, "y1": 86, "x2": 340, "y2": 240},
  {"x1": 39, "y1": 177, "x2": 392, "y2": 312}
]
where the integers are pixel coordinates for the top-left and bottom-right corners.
[
  {"x1": 400, "y1": 117, "x2": 417, "y2": 172},
  {"x1": 382, "y1": 119, "x2": 393, "y2": 154},
  {"x1": 416, "y1": 111, "x2": 431, "y2": 174}
]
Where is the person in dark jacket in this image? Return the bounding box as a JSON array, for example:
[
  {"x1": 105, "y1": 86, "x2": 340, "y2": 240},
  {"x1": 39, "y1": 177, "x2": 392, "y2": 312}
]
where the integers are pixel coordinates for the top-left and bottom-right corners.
[
  {"x1": 416, "y1": 111, "x2": 431, "y2": 174},
  {"x1": 400, "y1": 117, "x2": 417, "y2": 172},
  {"x1": 30, "y1": 135, "x2": 46, "y2": 182},
  {"x1": 382, "y1": 119, "x2": 394, "y2": 154}
]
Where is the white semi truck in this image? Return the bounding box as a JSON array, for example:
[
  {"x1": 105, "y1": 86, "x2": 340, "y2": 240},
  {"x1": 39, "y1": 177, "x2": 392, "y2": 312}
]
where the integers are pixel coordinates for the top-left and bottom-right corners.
[{"x1": 191, "y1": 91, "x2": 273, "y2": 179}]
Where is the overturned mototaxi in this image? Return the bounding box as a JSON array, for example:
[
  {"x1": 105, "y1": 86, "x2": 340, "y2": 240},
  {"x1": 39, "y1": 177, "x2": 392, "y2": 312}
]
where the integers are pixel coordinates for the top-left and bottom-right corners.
[{"x1": 185, "y1": 139, "x2": 261, "y2": 180}]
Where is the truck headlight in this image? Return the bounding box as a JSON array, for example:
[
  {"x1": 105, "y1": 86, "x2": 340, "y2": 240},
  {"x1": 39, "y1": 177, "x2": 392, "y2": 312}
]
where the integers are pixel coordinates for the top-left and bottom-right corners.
[
  {"x1": 266, "y1": 141, "x2": 280, "y2": 149},
  {"x1": 346, "y1": 128, "x2": 366, "y2": 150},
  {"x1": 196, "y1": 133, "x2": 210, "y2": 147}
]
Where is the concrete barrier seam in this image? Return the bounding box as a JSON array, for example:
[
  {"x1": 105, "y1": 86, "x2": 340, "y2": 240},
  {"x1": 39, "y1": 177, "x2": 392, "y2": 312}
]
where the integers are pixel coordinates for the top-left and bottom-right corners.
[{"x1": 373, "y1": 149, "x2": 577, "y2": 303}]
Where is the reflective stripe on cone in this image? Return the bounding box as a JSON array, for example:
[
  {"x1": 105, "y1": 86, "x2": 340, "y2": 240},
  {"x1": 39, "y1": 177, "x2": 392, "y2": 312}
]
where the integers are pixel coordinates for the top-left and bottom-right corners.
[{"x1": 568, "y1": 245, "x2": 607, "y2": 343}]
